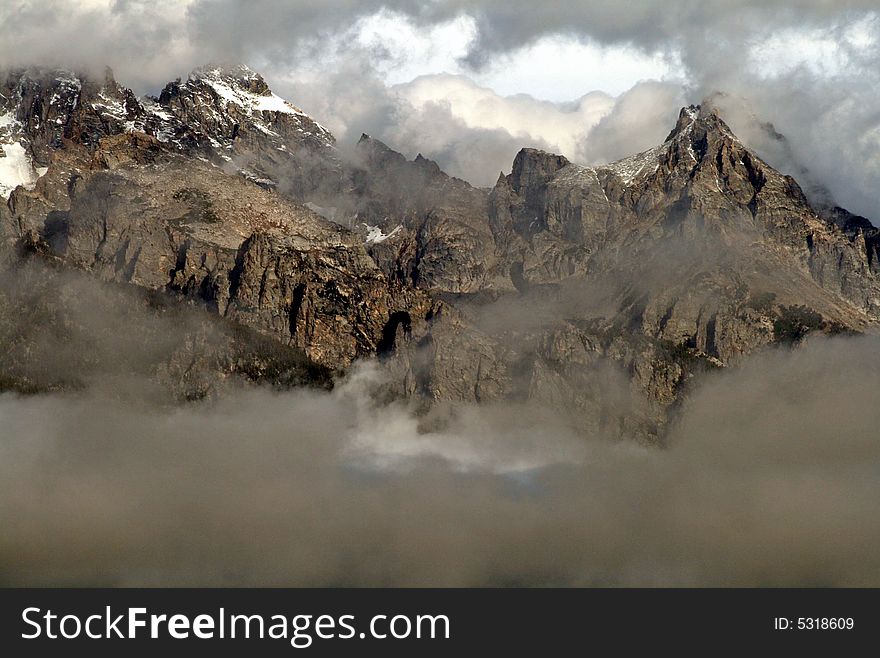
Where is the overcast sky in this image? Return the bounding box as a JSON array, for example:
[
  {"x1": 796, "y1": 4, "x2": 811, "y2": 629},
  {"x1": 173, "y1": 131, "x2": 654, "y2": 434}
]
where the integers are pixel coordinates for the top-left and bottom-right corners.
[{"x1": 1, "y1": 1, "x2": 878, "y2": 216}]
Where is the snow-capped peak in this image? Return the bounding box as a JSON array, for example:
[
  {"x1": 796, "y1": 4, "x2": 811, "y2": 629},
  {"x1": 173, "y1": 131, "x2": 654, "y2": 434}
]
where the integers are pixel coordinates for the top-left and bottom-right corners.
[
  {"x1": 181, "y1": 64, "x2": 335, "y2": 150},
  {"x1": 1, "y1": 64, "x2": 340, "y2": 200},
  {"x1": 190, "y1": 65, "x2": 308, "y2": 118}
]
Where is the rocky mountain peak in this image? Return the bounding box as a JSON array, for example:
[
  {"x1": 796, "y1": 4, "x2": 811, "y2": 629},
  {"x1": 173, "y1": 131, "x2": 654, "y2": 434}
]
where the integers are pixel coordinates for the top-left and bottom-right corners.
[
  {"x1": 190, "y1": 63, "x2": 270, "y2": 95},
  {"x1": 509, "y1": 148, "x2": 570, "y2": 195},
  {"x1": 150, "y1": 63, "x2": 341, "y2": 199},
  {"x1": 355, "y1": 133, "x2": 406, "y2": 169},
  {"x1": 0, "y1": 66, "x2": 144, "y2": 198},
  {"x1": 656, "y1": 102, "x2": 738, "y2": 163},
  {"x1": 1, "y1": 62, "x2": 345, "y2": 207},
  {"x1": 665, "y1": 103, "x2": 701, "y2": 141},
  {"x1": 413, "y1": 153, "x2": 443, "y2": 177},
  {"x1": 183, "y1": 64, "x2": 297, "y2": 115}
]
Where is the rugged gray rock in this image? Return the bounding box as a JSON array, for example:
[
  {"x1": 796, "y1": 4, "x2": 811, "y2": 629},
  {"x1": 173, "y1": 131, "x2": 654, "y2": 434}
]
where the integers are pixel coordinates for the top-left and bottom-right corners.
[{"x1": 2, "y1": 67, "x2": 878, "y2": 442}]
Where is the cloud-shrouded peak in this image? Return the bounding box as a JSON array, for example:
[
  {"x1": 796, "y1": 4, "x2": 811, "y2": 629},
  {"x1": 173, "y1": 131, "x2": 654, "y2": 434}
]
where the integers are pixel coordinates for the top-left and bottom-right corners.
[
  {"x1": 0, "y1": 1, "x2": 877, "y2": 214},
  {"x1": 185, "y1": 63, "x2": 315, "y2": 118},
  {"x1": 190, "y1": 63, "x2": 268, "y2": 90}
]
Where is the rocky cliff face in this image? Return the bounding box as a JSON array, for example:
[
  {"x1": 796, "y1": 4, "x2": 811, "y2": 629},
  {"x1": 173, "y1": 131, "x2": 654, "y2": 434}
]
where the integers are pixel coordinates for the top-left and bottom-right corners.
[
  {"x1": 1, "y1": 67, "x2": 878, "y2": 442},
  {"x1": 1, "y1": 66, "x2": 430, "y2": 379},
  {"x1": 388, "y1": 104, "x2": 880, "y2": 440},
  {"x1": 347, "y1": 134, "x2": 502, "y2": 295}
]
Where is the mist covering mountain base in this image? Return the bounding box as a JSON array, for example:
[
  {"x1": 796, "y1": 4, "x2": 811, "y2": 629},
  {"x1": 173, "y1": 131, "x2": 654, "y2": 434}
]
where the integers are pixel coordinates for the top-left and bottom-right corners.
[
  {"x1": 1, "y1": 65, "x2": 879, "y2": 585},
  {"x1": 2, "y1": 335, "x2": 879, "y2": 586}
]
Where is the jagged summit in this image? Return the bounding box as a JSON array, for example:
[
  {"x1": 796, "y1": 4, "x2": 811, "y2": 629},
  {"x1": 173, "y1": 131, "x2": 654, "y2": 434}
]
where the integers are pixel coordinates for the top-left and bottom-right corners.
[
  {"x1": 0, "y1": 63, "x2": 341, "y2": 201},
  {"x1": 505, "y1": 102, "x2": 732, "y2": 192},
  {"x1": 664, "y1": 103, "x2": 701, "y2": 141},
  {"x1": 492, "y1": 99, "x2": 880, "y2": 321},
  {"x1": 354, "y1": 134, "x2": 446, "y2": 181},
  {"x1": 181, "y1": 64, "x2": 316, "y2": 120},
  {"x1": 357, "y1": 132, "x2": 411, "y2": 158},
  {"x1": 190, "y1": 63, "x2": 266, "y2": 86}
]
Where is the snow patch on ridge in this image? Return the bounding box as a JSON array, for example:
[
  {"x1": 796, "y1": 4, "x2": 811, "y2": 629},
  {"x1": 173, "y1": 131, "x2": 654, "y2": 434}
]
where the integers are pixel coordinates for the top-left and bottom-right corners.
[
  {"x1": 198, "y1": 68, "x2": 305, "y2": 117},
  {"x1": 363, "y1": 223, "x2": 402, "y2": 244},
  {"x1": 599, "y1": 105, "x2": 700, "y2": 184},
  {"x1": 602, "y1": 144, "x2": 664, "y2": 184},
  {"x1": 192, "y1": 67, "x2": 334, "y2": 142},
  {"x1": 0, "y1": 141, "x2": 42, "y2": 199}
]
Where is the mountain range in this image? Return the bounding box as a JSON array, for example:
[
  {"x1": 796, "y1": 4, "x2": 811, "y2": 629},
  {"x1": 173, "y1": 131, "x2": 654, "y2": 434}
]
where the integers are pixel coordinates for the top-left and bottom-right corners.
[{"x1": 2, "y1": 64, "x2": 878, "y2": 442}]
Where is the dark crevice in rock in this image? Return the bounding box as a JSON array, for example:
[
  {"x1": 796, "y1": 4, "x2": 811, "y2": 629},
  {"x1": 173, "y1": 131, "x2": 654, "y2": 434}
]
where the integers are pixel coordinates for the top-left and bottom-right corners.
[
  {"x1": 714, "y1": 147, "x2": 725, "y2": 185},
  {"x1": 377, "y1": 311, "x2": 412, "y2": 358},
  {"x1": 742, "y1": 154, "x2": 766, "y2": 218},
  {"x1": 692, "y1": 133, "x2": 709, "y2": 166},
  {"x1": 122, "y1": 243, "x2": 141, "y2": 282},
  {"x1": 474, "y1": 357, "x2": 483, "y2": 403},
  {"x1": 658, "y1": 302, "x2": 676, "y2": 333},
  {"x1": 705, "y1": 314, "x2": 718, "y2": 357},
  {"x1": 288, "y1": 282, "x2": 306, "y2": 339},
  {"x1": 167, "y1": 241, "x2": 189, "y2": 290},
  {"x1": 42, "y1": 211, "x2": 69, "y2": 253},
  {"x1": 225, "y1": 238, "x2": 250, "y2": 312}
]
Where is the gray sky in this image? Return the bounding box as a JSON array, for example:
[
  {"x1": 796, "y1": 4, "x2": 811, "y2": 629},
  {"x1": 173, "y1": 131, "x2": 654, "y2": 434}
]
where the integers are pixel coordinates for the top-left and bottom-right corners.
[{"x1": 1, "y1": 1, "x2": 878, "y2": 215}]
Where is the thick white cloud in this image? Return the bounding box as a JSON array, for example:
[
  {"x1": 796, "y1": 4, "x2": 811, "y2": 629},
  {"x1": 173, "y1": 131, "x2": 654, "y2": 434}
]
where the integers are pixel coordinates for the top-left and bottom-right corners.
[
  {"x1": 277, "y1": 69, "x2": 690, "y2": 186},
  {"x1": 0, "y1": 0, "x2": 196, "y2": 92},
  {"x1": 581, "y1": 81, "x2": 686, "y2": 165},
  {"x1": 351, "y1": 10, "x2": 678, "y2": 100},
  {"x1": 397, "y1": 75, "x2": 614, "y2": 161}
]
